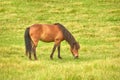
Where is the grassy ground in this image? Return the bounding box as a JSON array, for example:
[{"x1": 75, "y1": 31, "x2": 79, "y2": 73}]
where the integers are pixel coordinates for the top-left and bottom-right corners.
[{"x1": 0, "y1": 0, "x2": 120, "y2": 80}]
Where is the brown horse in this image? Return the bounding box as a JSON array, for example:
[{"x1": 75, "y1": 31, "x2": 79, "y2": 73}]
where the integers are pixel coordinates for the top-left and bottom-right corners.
[{"x1": 24, "y1": 23, "x2": 80, "y2": 60}]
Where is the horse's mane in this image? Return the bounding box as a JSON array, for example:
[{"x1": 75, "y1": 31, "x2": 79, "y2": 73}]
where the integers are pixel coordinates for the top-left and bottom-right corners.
[{"x1": 54, "y1": 23, "x2": 80, "y2": 49}]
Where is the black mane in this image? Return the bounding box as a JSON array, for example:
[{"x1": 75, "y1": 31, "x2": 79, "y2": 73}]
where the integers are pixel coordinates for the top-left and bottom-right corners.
[{"x1": 54, "y1": 23, "x2": 79, "y2": 49}]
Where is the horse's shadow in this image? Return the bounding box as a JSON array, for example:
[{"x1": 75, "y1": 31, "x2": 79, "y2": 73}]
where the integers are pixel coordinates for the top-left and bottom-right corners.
[{"x1": 37, "y1": 53, "x2": 106, "y2": 64}]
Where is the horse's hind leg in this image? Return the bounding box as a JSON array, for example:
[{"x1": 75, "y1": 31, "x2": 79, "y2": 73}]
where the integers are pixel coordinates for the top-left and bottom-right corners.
[
  {"x1": 28, "y1": 51, "x2": 32, "y2": 60},
  {"x1": 33, "y1": 46, "x2": 37, "y2": 60},
  {"x1": 31, "y1": 40, "x2": 38, "y2": 60},
  {"x1": 26, "y1": 50, "x2": 28, "y2": 56},
  {"x1": 30, "y1": 35, "x2": 39, "y2": 60}
]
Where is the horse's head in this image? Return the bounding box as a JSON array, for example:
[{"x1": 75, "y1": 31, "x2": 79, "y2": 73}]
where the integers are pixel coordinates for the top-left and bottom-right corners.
[{"x1": 70, "y1": 42, "x2": 80, "y2": 59}]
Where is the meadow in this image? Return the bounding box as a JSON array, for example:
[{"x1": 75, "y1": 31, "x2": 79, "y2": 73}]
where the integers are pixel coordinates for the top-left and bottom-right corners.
[{"x1": 0, "y1": 0, "x2": 120, "y2": 80}]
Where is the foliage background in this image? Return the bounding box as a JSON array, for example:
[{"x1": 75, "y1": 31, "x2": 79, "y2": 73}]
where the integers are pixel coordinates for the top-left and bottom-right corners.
[{"x1": 0, "y1": 0, "x2": 120, "y2": 80}]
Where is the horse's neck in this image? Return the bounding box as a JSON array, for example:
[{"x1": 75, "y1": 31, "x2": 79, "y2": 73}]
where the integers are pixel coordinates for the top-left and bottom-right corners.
[
  {"x1": 65, "y1": 35, "x2": 76, "y2": 48},
  {"x1": 55, "y1": 23, "x2": 76, "y2": 47}
]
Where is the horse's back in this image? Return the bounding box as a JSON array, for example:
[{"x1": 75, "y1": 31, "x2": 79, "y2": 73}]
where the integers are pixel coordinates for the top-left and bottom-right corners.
[{"x1": 29, "y1": 24, "x2": 64, "y2": 42}]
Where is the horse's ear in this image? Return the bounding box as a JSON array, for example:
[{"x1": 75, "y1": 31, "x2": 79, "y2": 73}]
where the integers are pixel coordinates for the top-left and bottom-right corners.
[
  {"x1": 71, "y1": 42, "x2": 75, "y2": 49},
  {"x1": 76, "y1": 42, "x2": 80, "y2": 49},
  {"x1": 72, "y1": 42, "x2": 76, "y2": 48},
  {"x1": 74, "y1": 42, "x2": 80, "y2": 49}
]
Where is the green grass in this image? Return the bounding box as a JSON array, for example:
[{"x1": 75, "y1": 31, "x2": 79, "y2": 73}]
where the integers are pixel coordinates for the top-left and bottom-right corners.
[{"x1": 0, "y1": 0, "x2": 120, "y2": 80}]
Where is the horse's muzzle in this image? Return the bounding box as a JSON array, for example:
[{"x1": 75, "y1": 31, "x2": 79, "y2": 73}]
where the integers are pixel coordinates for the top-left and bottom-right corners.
[{"x1": 74, "y1": 55, "x2": 79, "y2": 59}]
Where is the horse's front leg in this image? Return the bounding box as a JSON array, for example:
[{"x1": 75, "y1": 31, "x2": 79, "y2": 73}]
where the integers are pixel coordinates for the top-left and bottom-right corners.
[
  {"x1": 58, "y1": 44, "x2": 62, "y2": 59},
  {"x1": 50, "y1": 45, "x2": 57, "y2": 59}
]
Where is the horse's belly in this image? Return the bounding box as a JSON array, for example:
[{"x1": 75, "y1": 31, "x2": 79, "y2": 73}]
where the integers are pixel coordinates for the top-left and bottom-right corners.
[
  {"x1": 40, "y1": 33, "x2": 55, "y2": 42},
  {"x1": 39, "y1": 27, "x2": 64, "y2": 42}
]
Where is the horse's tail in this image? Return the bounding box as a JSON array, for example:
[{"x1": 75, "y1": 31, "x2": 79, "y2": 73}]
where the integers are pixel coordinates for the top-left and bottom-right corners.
[{"x1": 24, "y1": 27, "x2": 32, "y2": 56}]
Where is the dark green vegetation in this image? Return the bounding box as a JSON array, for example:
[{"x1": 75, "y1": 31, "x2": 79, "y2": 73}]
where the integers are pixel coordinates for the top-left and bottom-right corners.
[{"x1": 0, "y1": 0, "x2": 120, "y2": 80}]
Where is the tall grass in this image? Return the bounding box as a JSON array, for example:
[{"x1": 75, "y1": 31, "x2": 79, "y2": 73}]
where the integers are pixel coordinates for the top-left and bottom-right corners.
[{"x1": 0, "y1": 0, "x2": 120, "y2": 80}]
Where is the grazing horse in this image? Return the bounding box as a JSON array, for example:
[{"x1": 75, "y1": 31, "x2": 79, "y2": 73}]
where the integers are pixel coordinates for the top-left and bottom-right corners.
[{"x1": 24, "y1": 23, "x2": 80, "y2": 60}]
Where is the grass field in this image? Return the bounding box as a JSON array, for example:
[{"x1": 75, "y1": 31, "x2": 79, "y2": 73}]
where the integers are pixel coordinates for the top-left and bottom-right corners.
[{"x1": 0, "y1": 0, "x2": 120, "y2": 80}]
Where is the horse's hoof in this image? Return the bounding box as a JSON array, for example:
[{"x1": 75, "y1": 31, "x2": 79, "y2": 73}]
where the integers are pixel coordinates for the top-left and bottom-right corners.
[
  {"x1": 29, "y1": 58, "x2": 32, "y2": 60},
  {"x1": 34, "y1": 58, "x2": 38, "y2": 60},
  {"x1": 50, "y1": 57, "x2": 53, "y2": 60},
  {"x1": 58, "y1": 57, "x2": 62, "y2": 59}
]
